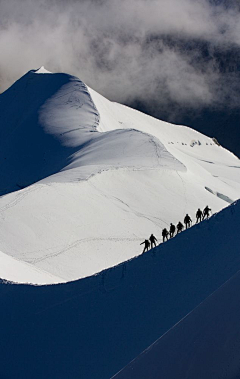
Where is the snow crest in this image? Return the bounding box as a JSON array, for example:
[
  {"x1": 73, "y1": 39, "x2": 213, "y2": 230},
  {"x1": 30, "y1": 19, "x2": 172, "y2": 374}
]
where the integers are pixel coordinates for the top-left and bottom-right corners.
[{"x1": 39, "y1": 77, "x2": 100, "y2": 147}]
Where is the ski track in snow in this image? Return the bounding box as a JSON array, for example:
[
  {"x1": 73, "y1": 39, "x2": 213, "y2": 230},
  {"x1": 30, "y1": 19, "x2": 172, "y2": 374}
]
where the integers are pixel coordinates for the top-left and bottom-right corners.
[
  {"x1": 26, "y1": 237, "x2": 140, "y2": 265},
  {"x1": 0, "y1": 184, "x2": 42, "y2": 214}
]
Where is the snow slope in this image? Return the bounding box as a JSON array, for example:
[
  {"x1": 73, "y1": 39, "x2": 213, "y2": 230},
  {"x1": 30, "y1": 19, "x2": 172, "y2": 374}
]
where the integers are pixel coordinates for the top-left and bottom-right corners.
[
  {"x1": 0, "y1": 250, "x2": 62, "y2": 284},
  {"x1": 0, "y1": 67, "x2": 239, "y2": 283},
  {"x1": 0, "y1": 200, "x2": 240, "y2": 379},
  {"x1": 113, "y1": 271, "x2": 240, "y2": 379}
]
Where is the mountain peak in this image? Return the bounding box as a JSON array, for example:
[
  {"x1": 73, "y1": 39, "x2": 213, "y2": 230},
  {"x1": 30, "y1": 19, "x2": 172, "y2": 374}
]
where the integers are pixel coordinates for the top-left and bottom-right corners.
[{"x1": 34, "y1": 66, "x2": 52, "y2": 74}]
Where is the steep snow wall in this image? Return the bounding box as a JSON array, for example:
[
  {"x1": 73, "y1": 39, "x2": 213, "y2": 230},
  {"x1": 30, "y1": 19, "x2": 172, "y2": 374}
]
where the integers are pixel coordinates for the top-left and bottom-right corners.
[
  {"x1": 0, "y1": 201, "x2": 240, "y2": 379},
  {"x1": 113, "y1": 271, "x2": 240, "y2": 379}
]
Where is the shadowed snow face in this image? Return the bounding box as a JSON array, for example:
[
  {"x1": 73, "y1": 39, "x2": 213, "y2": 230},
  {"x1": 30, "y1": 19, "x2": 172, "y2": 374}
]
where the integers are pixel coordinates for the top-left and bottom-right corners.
[
  {"x1": 1, "y1": 0, "x2": 240, "y2": 112},
  {"x1": 39, "y1": 77, "x2": 100, "y2": 147}
]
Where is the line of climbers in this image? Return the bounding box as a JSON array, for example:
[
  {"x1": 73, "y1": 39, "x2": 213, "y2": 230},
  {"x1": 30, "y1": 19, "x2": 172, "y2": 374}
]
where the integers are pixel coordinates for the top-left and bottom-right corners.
[{"x1": 140, "y1": 205, "x2": 211, "y2": 253}]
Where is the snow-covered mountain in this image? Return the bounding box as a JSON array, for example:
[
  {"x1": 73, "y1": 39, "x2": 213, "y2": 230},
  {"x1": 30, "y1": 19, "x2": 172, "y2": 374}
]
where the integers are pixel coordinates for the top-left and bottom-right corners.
[
  {"x1": 0, "y1": 67, "x2": 239, "y2": 284},
  {"x1": 1, "y1": 67, "x2": 240, "y2": 379}
]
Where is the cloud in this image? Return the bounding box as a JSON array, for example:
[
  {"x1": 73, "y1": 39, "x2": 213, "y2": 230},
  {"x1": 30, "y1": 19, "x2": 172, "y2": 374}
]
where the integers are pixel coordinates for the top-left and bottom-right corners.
[{"x1": 0, "y1": 0, "x2": 240, "y2": 111}]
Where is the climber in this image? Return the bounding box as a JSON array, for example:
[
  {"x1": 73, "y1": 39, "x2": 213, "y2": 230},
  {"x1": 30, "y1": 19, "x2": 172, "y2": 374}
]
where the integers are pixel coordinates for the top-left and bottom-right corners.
[
  {"x1": 202, "y1": 205, "x2": 211, "y2": 220},
  {"x1": 196, "y1": 208, "x2": 202, "y2": 223},
  {"x1": 169, "y1": 223, "x2": 176, "y2": 238},
  {"x1": 177, "y1": 221, "x2": 184, "y2": 233},
  {"x1": 140, "y1": 239, "x2": 150, "y2": 253},
  {"x1": 149, "y1": 234, "x2": 158, "y2": 248},
  {"x1": 162, "y1": 228, "x2": 169, "y2": 242},
  {"x1": 184, "y1": 214, "x2": 192, "y2": 229}
]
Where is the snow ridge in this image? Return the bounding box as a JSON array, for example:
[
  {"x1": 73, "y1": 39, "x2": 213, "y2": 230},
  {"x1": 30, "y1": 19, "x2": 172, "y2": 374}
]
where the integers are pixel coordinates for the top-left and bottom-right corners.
[{"x1": 0, "y1": 200, "x2": 240, "y2": 379}]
